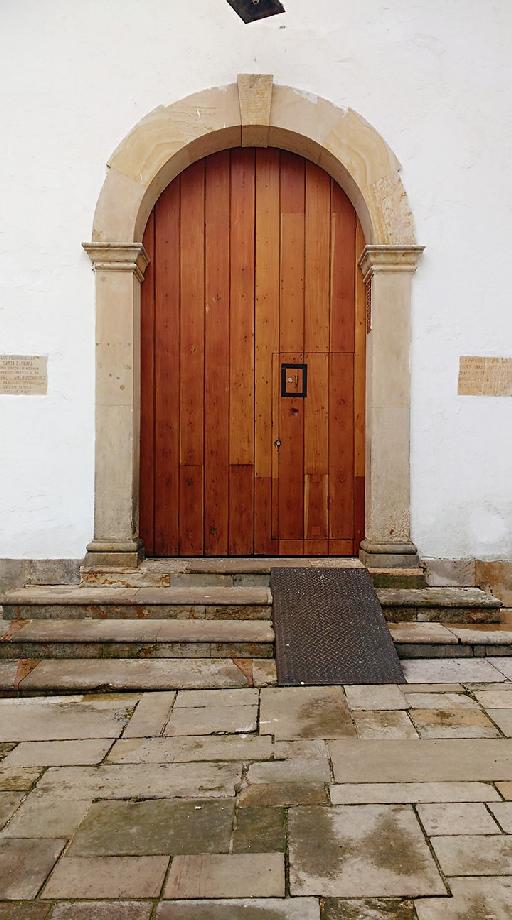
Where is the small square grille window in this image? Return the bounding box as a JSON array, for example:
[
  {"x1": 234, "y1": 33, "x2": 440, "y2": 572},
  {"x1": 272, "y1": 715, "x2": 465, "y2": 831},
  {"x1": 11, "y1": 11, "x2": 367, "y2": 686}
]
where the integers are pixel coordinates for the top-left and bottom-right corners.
[{"x1": 227, "y1": 0, "x2": 285, "y2": 24}]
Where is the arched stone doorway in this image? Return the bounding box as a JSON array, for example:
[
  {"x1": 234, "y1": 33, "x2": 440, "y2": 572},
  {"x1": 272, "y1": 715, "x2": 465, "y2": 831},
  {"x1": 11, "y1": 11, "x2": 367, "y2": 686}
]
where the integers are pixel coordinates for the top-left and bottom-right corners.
[{"x1": 83, "y1": 75, "x2": 424, "y2": 570}]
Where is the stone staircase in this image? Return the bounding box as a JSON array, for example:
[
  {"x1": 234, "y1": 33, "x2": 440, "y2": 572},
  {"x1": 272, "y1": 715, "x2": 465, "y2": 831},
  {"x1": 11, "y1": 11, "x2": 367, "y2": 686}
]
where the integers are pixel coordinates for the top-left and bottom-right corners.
[{"x1": 0, "y1": 557, "x2": 505, "y2": 695}]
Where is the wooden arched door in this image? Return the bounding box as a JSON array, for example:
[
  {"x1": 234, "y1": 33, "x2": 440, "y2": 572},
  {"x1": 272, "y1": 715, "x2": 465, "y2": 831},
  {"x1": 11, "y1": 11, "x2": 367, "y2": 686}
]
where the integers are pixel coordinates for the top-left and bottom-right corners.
[{"x1": 140, "y1": 148, "x2": 365, "y2": 556}]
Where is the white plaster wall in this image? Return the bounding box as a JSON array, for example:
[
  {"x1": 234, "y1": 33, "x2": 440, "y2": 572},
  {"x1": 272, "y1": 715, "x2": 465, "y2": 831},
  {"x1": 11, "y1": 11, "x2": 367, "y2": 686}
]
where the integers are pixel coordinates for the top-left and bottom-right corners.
[{"x1": 1, "y1": 0, "x2": 511, "y2": 559}]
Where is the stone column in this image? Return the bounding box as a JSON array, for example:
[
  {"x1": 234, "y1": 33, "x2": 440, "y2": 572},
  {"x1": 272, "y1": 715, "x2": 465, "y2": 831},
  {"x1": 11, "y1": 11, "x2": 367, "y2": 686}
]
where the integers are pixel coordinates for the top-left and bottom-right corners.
[
  {"x1": 82, "y1": 243, "x2": 148, "y2": 569},
  {"x1": 359, "y1": 246, "x2": 424, "y2": 569}
]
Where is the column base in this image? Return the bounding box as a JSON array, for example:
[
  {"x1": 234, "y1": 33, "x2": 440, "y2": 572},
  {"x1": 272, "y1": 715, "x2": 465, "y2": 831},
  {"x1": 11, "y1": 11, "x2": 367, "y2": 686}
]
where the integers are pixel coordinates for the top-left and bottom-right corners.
[
  {"x1": 359, "y1": 540, "x2": 420, "y2": 569},
  {"x1": 83, "y1": 539, "x2": 145, "y2": 571}
]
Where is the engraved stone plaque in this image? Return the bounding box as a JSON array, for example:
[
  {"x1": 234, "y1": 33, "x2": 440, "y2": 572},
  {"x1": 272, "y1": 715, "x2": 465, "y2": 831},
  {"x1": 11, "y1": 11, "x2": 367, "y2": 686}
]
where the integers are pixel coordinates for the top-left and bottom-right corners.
[
  {"x1": 458, "y1": 356, "x2": 512, "y2": 397},
  {"x1": 0, "y1": 355, "x2": 47, "y2": 395}
]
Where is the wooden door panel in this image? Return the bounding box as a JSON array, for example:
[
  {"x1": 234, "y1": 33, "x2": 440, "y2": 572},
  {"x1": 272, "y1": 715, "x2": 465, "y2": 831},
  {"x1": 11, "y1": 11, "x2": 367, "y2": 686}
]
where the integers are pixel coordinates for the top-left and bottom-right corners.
[
  {"x1": 140, "y1": 148, "x2": 364, "y2": 557},
  {"x1": 274, "y1": 352, "x2": 305, "y2": 542},
  {"x1": 329, "y1": 352, "x2": 355, "y2": 539},
  {"x1": 204, "y1": 151, "x2": 230, "y2": 555},
  {"x1": 254, "y1": 148, "x2": 280, "y2": 554},
  {"x1": 154, "y1": 181, "x2": 181, "y2": 556},
  {"x1": 140, "y1": 211, "x2": 156, "y2": 555}
]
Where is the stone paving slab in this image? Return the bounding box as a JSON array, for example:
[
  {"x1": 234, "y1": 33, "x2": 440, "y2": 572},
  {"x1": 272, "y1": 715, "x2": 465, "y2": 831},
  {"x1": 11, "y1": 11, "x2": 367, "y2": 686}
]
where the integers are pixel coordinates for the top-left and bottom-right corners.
[
  {"x1": 2, "y1": 792, "x2": 92, "y2": 838},
  {"x1": 67, "y1": 799, "x2": 234, "y2": 856},
  {"x1": 232, "y1": 806, "x2": 286, "y2": 853},
  {"x1": 415, "y1": 878, "x2": 512, "y2": 919},
  {"x1": 49, "y1": 904, "x2": 153, "y2": 920},
  {"x1": 175, "y1": 688, "x2": 259, "y2": 707},
  {"x1": 488, "y1": 801, "x2": 512, "y2": 832},
  {"x1": 37, "y1": 762, "x2": 242, "y2": 799},
  {"x1": 239, "y1": 782, "x2": 329, "y2": 806},
  {"x1": 164, "y1": 704, "x2": 257, "y2": 735},
  {"x1": 246, "y1": 756, "x2": 331, "y2": 784},
  {"x1": 155, "y1": 899, "x2": 321, "y2": 919},
  {"x1": 42, "y1": 855, "x2": 169, "y2": 898},
  {"x1": 322, "y1": 900, "x2": 416, "y2": 920},
  {"x1": 3, "y1": 739, "x2": 113, "y2": 766},
  {"x1": 432, "y1": 834, "x2": 512, "y2": 875},
  {"x1": 0, "y1": 837, "x2": 65, "y2": 899},
  {"x1": 329, "y1": 739, "x2": 512, "y2": 781},
  {"x1": 344, "y1": 685, "x2": 408, "y2": 710},
  {"x1": 416, "y1": 802, "x2": 500, "y2": 835},
  {"x1": 409, "y1": 707, "x2": 499, "y2": 738},
  {"x1": 0, "y1": 790, "x2": 25, "y2": 827},
  {"x1": 108, "y1": 734, "x2": 273, "y2": 763},
  {"x1": 288, "y1": 804, "x2": 445, "y2": 897},
  {"x1": 122, "y1": 691, "x2": 176, "y2": 737},
  {"x1": 402, "y1": 658, "x2": 506, "y2": 683},
  {"x1": 488, "y1": 657, "x2": 512, "y2": 678},
  {"x1": 0, "y1": 697, "x2": 134, "y2": 741},
  {"x1": 0, "y1": 905, "x2": 52, "y2": 920},
  {"x1": 163, "y1": 853, "x2": 285, "y2": 898},
  {"x1": 353, "y1": 711, "x2": 418, "y2": 739},
  {"x1": 330, "y1": 781, "x2": 501, "y2": 804},
  {"x1": 19, "y1": 658, "x2": 251, "y2": 691},
  {"x1": 0, "y1": 766, "x2": 42, "y2": 790},
  {"x1": 404, "y1": 691, "x2": 477, "y2": 709},
  {"x1": 260, "y1": 687, "x2": 355, "y2": 740},
  {"x1": 475, "y1": 689, "x2": 512, "y2": 708}
]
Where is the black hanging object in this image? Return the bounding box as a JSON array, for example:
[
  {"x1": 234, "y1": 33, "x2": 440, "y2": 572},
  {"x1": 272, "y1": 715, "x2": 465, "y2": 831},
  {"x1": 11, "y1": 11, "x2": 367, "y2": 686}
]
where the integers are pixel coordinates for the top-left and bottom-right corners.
[{"x1": 227, "y1": 0, "x2": 285, "y2": 24}]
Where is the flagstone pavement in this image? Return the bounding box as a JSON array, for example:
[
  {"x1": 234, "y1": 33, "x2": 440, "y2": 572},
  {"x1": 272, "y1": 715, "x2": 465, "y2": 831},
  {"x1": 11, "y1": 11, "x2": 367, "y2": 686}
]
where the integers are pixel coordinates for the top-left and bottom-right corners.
[{"x1": 3, "y1": 660, "x2": 512, "y2": 917}]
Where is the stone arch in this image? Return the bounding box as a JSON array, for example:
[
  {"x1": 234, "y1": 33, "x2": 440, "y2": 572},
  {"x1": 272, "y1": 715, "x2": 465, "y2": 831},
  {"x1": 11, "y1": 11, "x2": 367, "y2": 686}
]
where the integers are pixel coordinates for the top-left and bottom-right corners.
[
  {"x1": 84, "y1": 76, "x2": 423, "y2": 570},
  {"x1": 91, "y1": 76, "x2": 416, "y2": 247}
]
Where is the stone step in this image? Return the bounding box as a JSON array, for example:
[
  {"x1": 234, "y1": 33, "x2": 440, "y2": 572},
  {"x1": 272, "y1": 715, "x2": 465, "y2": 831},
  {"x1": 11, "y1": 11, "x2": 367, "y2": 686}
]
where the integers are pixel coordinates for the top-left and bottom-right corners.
[
  {"x1": 80, "y1": 570, "x2": 271, "y2": 588},
  {"x1": 390, "y1": 621, "x2": 512, "y2": 658},
  {"x1": 378, "y1": 587, "x2": 502, "y2": 624},
  {"x1": 369, "y1": 567, "x2": 427, "y2": 589},
  {"x1": 143, "y1": 556, "x2": 364, "y2": 574},
  {"x1": 0, "y1": 618, "x2": 274, "y2": 659},
  {"x1": 0, "y1": 657, "x2": 277, "y2": 695},
  {"x1": 0, "y1": 585, "x2": 272, "y2": 621}
]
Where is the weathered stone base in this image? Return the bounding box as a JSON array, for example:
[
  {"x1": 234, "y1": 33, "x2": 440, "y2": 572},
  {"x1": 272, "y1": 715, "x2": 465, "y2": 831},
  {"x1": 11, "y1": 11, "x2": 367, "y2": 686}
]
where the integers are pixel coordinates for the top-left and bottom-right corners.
[
  {"x1": 83, "y1": 540, "x2": 145, "y2": 571},
  {"x1": 359, "y1": 541, "x2": 420, "y2": 569}
]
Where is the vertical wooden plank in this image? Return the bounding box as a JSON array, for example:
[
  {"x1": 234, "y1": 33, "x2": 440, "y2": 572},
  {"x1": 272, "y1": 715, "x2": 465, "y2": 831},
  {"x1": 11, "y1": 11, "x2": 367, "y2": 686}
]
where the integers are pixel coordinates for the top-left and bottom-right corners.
[
  {"x1": 305, "y1": 162, "x2": 330, "y2": 352},
  {"x1": 276, "y1": 351, "x2": 304, "y2": 549},
  {"x1": 329, "y1": 352, "x2": 354, "y2": 540},
  {"x1": 179, "y1": 160, "x2": 205, "y2": 555},
  {"x1": 204, "y1": 151, "x2": 230, "y2": 555},
  {"x1": 277, "y1": 152, "x2": 305, "y2": 553},
  {"x1": 280, "y1": 152, "x2": 305, "y2": 352},
  {"x1": 304, "y1": 352, "x2": 329, "y2": 540},
  {"x1": 330, "y1": 183, "x2": 356, "y2": 353},
  {"x1": 354, "y1": 216, "x2": 366, "y2": 549},
  {"x1": 179, "y1": 467, "x2": 203, "y2": 556},
  {"x1": 254, "y1": 148, "x2": 280, "y2": 554},
  {"x1": 229, "y1": 148, "x2": 255, "y2": 553},
  {"x1": 139, "y1": 211, "x2": 155, "y2": 555},
  {"x1": 154, "y1": 181, "x2": 181, "y2": 555},
  {"x1": 229, "y1": 466, "x2": 254, "y2": 556}
]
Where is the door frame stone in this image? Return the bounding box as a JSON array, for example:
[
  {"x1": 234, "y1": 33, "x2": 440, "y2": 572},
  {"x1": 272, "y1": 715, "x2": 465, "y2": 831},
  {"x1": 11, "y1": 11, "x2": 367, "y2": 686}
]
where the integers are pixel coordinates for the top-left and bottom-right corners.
[{"x1": 83, "y1": 75, "x2": 424, "y2": 569}]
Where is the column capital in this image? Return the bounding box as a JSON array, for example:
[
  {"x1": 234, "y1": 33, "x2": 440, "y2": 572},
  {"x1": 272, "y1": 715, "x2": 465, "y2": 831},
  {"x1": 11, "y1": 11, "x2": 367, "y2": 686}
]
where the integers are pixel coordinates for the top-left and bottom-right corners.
[
  {"x1": 359, "y1": 245, "x2": 425, "y2": 282},
  {"x1": 82, "y1": 242, "x2": 149, "y2": 282}
]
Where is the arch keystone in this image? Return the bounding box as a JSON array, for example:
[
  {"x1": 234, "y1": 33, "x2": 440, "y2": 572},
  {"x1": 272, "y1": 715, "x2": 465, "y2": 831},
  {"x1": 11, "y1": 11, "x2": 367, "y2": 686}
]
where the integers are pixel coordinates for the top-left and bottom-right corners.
[{"x1": 237, "y1": 73, "x2": 274, "y2": 146}]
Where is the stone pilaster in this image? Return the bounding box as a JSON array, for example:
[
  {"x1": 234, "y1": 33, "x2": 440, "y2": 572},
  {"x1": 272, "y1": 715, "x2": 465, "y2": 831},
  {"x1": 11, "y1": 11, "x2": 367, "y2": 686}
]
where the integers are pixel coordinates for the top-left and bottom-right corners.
[
  {"x1": 359, "y1": 245, "x2": 424, "y2": 568},
  {"x1": 82, "y1": 243, "x2": 149, "y2": 569}
]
